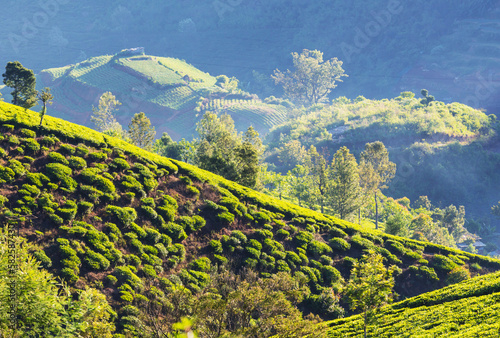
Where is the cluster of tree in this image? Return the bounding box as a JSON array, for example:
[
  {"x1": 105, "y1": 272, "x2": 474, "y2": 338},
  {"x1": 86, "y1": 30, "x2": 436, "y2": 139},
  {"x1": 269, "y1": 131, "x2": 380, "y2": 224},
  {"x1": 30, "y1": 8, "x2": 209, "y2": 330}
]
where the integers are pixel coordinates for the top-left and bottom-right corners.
[
  {"x1": 381, "y1": 195, "x2": 473, "y2": 250},
  {"x1": 154, "y1": 111, "x2": 262, "y2": 189},
  {"x1": 90, "y1": 92, "x2": 156, "y2": 150},
  {"x1": 2, "y1": 61, "x2": 54, "y2": 127},
  {"x1": 262, "y1": 141, "x2": 395, "y2": 226}
]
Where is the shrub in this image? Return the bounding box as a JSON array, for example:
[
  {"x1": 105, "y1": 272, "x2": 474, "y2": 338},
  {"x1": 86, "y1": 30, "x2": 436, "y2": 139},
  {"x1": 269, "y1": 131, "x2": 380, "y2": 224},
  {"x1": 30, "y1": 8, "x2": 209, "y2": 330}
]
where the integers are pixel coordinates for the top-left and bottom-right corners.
[
  {"x1": 210, "y1": 240, "x2": 223, "y2": 254},
  {"x1": 329, "y1": 238, "x2": 350, "y2": 252},
  {"x1": 84, "y1": 249, "x2": 111, "y2": 270},
  {"x1": 157, "y1": 205, "x2": 176, "y2": 222},
  {"x1": 322, "y1": 265, "x2": 343, "y2": 286},
  {"x1": 319, "y1": 255, "x2": 333, "y2": 266},
  {"x1": 60, "y1": 267, "x2": 79, "y2": 284},
  {"x1": 79, "y1": 185, "x2": 104, "y2": 203},
  {"x1": 75, "y1": 144, "x2": 90, "y2": 156},
  {"x1": 146, "y1": 228, "x2": 162, "y2": 244},
  {"x1": 189, "y1": 257, "x2": 211, "y2": 272},
  {"x1": 57, "y1": 200, "x2": 78, "y2": 221},
  {"x1": 20, "y1": 128, "x2": 36, "y2": 138},
  {"x1": 25, "y1": 172, "x2": 50, "y2": 187},
  {"x1": 80, "y1": 168, "x2": 115, "y2": 193},
  {"x1": 0, "y1": 166, "x2": 15, "y2": 183},
  {"x1": 418, "y1": 266, "x2": 439, "y2": 281},
  {"x1": 77, "y1": 201, "x2": 93, "y2": 216},
  {"x1": 141, "y1": 197, "x2": 155, "y2": 207},
  {"x1": 114, "y1": 266, "x2": 143, "y2": 289},
  {"x1": 329, "y1": 227, "x2": 348, "y2": 238},
  {"x1": 141, "y1": 205, "x2": 158, "y2": 221},
  {"x1": 431, "y1": 254, "x2": 458, "y2": 272},
  {"x1": 286, "y1": 251, "x2": 302, "y2": 266},
  {"x1": 231, "y1": 230, "x2": 247, "y2": 244},
  {"x1": 110, "y1": 157, "x2": 130, "y2": 171},
  {"x1": 88, "y1": 151, "x2": 108, "y2": 162},
  {"x1": 68, "y1": 156, "x2": 87, "y2": 170},
  {"x1": 294, "y1": 231, "x2": 314, "y2": 247},
  {"x1": 22, "y1": 138, "x2": 40, "y2": 153},
  {"x1": 253, "y1": 211, "x2": 271, "y2": 224},
  {"x1": 142, "y1": 264, "x2": 157, "y2": 278},
  {"x1": 8, "y1": 159, "x2": 26, "y2": 177},
  {"x1": 106, "y1": 205, "x2": 137, "y2": 226},
  {"x1": 446, "y1": 266, "x2": 471, "y2": 285},
  {"x1": 343, "y1": 256, "x2": 357, "y2": 269},
  {"x1": 350, "y1": 234, "x2": 375, "y2": 250},
  {"x1": 48, "y1": 151, "x2": 69, "y2": 165},
  {"x1": 105, "y1": 274, "x2": 118, "y2": 286},
  {"x1": 276, "y1": 259, "x2": 291, "y2": 272},
  {"x1": 307, "y1": 240, "x2": 333, "y2": 256},
  {"x1": 216, "y1": 211, "x2": 235, "y2": 224},
  {"x1": 245, "y1": 247, "x2": 261, "y2": 259},
  {"x1": 275, "y1": 229, "x2": 290, "y2": 240},
  {"x1": 191, "y1": 215, "x2": 206, "y2": 231},
  {"x1": 162, "y1": 222, "x2": 187, "y2": 242},
  {"x1": 33, "y1": 250, "x2": 52, "y2": 268},
  {"x1": 121, "y1": 175, "x2": 145, "y2": 196}
]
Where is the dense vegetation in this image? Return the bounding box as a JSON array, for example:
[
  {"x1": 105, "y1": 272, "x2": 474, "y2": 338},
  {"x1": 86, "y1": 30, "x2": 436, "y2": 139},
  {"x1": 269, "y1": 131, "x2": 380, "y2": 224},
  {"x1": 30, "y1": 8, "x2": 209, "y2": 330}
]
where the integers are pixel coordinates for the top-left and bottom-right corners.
[
  {"x1": 2, "y1": 101, "x2": 500, "y2": 336},
  {"x1": 263, "y1": 93, "x2": 500, "y2": 221}
]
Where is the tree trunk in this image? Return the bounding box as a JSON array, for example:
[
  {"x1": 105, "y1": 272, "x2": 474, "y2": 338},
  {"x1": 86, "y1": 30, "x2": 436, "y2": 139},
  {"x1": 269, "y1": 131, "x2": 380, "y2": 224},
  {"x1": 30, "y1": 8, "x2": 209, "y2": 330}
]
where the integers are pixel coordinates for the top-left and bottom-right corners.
[
  {"x1": 375, "y1": 191, "x2": 379, "y2": 230},
  {"x1": 358, "y1": 208, "x2": 361, "y2": 224}
]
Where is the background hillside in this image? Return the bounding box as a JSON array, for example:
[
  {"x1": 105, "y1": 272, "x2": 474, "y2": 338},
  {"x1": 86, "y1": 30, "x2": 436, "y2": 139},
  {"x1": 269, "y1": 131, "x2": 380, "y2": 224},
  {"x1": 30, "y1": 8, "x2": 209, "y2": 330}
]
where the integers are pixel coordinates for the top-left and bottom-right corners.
[
  {"x1": 263, "y1": 94, "x2": 500, "y2": 220},
  {"x1": 31, "y1": 51, "x2": 288, "y2": 139},
  {"x1": 2, "y1": 102, "x2": 500, "y2": 336},
  {"x1": 0, "y1": 1, "x2": 499, "y2": 112}
]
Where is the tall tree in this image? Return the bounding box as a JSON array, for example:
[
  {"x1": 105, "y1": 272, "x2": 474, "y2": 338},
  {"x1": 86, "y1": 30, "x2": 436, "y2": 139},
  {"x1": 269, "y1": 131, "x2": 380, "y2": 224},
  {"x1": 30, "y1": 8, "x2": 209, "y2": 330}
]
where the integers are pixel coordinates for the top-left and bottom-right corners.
[
  {"x1": 305, "y1": 146, "x2": 329, "y2": 213},
  {"x1": 345, "y1": 251, "x2": 397, "y2": 338},
  {"x1": 235, "y1": 126, "x2": 262, "y2": 189},
  {"x1": 359, "y1": 141, "x2": 396, "y2": 229},
  {"x1": 328, "y1": 146, "x2": 362, "y2": 220},
  {"x1": 37, "y1": 87, "x2": 54, "y2": 127},
  {"x1": 90, "y1": 92, "x2": 123, "y2": 135},
  {"x1": 196, "y1": 112, "x2": 241, "y2": 182},
  {"x1": 195, "y1": 112, "x2": 262, "y2": 188},
  {"x1": 2, "y1": 61, "x2": 37, "y2": 108},
  {"x1": 272, "y1": 49, "x2": 347, "y2": 106},
  {"x1": 128, "y1": 112, "x2": 156, "y2": 150}
]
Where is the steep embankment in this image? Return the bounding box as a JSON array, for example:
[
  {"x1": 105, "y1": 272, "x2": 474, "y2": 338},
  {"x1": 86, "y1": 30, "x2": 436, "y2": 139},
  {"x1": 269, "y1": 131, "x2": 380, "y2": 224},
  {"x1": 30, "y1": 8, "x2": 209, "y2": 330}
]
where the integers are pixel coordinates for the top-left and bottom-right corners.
[{"x1": 1, "y1": 101, "x2": 499, "y2": 335}]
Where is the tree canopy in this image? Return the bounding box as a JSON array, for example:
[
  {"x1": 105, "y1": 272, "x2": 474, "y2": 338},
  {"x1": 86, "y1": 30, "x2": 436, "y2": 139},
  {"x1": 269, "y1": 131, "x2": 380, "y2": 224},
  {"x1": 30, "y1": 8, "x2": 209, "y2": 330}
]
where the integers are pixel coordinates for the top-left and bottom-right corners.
[
  {"x1": 2, "y1": 61, "x2": 37, "y2": 109},
  {"x1": 128, "y1": 112, "x2": 156, "y2": 150},
  {"x1": 272, "y1": 49, "x2": 347, "y2": 106}
]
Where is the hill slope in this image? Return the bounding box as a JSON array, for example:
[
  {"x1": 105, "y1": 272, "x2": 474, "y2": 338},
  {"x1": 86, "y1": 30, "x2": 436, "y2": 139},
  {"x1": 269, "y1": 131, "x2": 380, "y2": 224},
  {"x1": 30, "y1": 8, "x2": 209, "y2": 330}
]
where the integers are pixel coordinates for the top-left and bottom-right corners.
[
  {"x1": 327, "y1": 269, "x2": 500, "y2": 337},
  {"x1": 1, "y1": 101, "x2": 500, "y2": 335},
  {"x1": 32, "y1": 51, "x2": 288, "y2": 140},
  {"x1": 264, "y1": 94, "x2": 500, "y2": 219}
]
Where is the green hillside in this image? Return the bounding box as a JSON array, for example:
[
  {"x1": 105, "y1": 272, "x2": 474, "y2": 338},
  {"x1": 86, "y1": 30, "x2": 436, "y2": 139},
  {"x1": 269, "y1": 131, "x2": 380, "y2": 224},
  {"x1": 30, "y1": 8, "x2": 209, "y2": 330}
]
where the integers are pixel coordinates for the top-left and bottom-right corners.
[
  {"x1": 1, "y1": 101, "x2": 500, "y2": 336},
  {"x1": 33, "y1": 51, "x2": 288, "y2": 140},
  {"x1": 327, "y1": 270, "x2": 500, "y2": 337},
  {"x1": 264, "y1": 93, "x2": 500, "y2": 219}
]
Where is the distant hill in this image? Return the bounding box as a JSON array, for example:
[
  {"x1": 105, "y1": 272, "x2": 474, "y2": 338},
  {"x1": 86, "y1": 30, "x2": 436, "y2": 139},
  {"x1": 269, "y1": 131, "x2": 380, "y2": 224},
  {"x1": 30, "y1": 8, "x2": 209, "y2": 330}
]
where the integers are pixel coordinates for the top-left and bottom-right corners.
[
  {"x1": 31, "y1": 51, "x2": 288, "y2": 140},
  {"x1": 263, "y1": 94, "x2": 500, "y2": 219},
  {"x1": 1, "y1": 1, "x2": 499, "y2": 112},
  {"x1": 1, "y1": 101, "x2": 500, "y2": 335}
]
